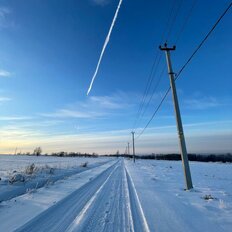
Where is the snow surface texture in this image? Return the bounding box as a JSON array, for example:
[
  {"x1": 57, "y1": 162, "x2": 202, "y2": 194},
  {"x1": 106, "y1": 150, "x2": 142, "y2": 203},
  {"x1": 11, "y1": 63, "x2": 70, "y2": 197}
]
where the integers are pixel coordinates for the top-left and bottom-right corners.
[
  {"x1": 0, "y1": 155, "x2": 110, "y2": 181},
  {"x1": 0, "y1": 156, "x2": 231, "y2": 232},
  {"x1": 125, "y1": 159, "x2": 232, "y2": 232},
  {"x1": 0, "y1": 155, "x2": 111, "y2": 201}
]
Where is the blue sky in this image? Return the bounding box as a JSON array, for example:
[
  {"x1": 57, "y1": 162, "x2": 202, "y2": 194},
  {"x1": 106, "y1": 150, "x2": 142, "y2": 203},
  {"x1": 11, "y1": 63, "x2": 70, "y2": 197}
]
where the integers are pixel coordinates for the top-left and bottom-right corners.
[{"x1": 0, "y1": 0, "x2": 231, "y2": 154}]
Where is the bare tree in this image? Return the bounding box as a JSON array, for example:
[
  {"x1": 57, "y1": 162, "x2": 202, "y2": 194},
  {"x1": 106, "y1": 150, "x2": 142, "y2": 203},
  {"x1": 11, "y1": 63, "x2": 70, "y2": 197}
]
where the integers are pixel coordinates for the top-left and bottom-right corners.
[{"x1": 34, "y1": 147, "x2": 42, "y2": 156}]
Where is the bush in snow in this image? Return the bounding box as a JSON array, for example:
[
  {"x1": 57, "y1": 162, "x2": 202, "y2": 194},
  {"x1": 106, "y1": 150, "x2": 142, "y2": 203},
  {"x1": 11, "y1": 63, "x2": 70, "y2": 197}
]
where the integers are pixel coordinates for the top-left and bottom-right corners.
[
  {"x1": 25, "y1": 163, "x2": 36, "y2": 175},
  {"x1": 80, "y1": 162, "x2": 88, "y2": 168},
  {"x1": 43, "y1": 165, "x2": 55, "y2": 174},
  {"x1": 9, "y1": 173, "x2": 25, "y2": 184},
  {"x1": 47, "y1": 167, "x2": 55, "y2": 174},
  {"x1": 203, "y1": 194, "x2": 215, "y2": 200}
]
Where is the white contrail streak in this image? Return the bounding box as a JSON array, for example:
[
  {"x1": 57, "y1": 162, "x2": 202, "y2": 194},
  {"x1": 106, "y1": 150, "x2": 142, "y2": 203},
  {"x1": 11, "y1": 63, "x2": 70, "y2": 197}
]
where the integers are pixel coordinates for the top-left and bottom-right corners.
[{"x1": 87, "y1": 0, "x2": 123, "y2": 95}]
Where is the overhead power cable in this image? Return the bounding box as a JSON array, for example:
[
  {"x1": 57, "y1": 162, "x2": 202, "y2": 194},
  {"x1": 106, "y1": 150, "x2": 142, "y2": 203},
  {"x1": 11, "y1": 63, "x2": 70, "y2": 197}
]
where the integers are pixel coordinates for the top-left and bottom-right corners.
[
  {"x1": 160, "y1": 0, "x2": 176, "y2": 42},
  {"x1": 175, "y1": 1, "x2": 232, "y2": 81},
  {"x1": 174, "y1": 0, "x2": 198, "y2": 44},
  {"x1": 136, "y1": 87, "x2": 171, "y2": 139},
  {"x1": 132, "y1": 0, "x2": 182, "y2": 131},
  {"x1": 132, "y1": 53, "x2": 161, "y2": 130},
  {"x1": 136, "y1": 64, "x2": 166, "y2": 129},
  {"x1": 165, "y1": 0, "x2": 184, "y2": 41}
]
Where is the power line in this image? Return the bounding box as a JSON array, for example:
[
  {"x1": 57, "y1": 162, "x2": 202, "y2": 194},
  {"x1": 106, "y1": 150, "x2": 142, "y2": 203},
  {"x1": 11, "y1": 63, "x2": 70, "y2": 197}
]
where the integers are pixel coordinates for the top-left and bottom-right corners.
[
  {"x1": 165, "y1": 0, "x2": 184, "y2": 41},
  {"x1": 175, "y1": 1, "x2": 232, "y2": 81},
  {"x1": 160, "y1": 0, "x2": 176, "y2": 42},
  {"x1": 174, "y1": 0, "x2": 198, "y2": 44},
  {"x1": 133, "y1": 0, "x2": 182, "y2": 134},
  {"x1": 132, "y1": 53, "x2": 161, "y2": 130},
  {"x1": 136, "y1": 1, "x2": 232, "y2": 140},
  {"x1": 135, "y1": 64, "x2": 166, "y2": 131},
  {"x1": 136, "y1": 87, "x2": 171, "y2": 139},
  {"x1": 133, "y1": 54, "x2": 163, "y2": 130},
  {"x1": 132, "y1": 0, "x2": 182, "y2": 131}
]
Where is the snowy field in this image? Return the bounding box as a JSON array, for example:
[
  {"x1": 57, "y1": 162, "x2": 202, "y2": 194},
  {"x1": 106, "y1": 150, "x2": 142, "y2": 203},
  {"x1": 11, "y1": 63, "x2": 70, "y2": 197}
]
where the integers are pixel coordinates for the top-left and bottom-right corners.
[
  {"x1": 0, "y1": 156, "x2": 231, "y2": 232},
  {"x1": 0, "y1": 155, "x2": 112, "y2": 201},
  {"x1": 125, "y1": 159, "x2": 232, "y2": 232},
  {"x1": 0, "y1": 155, "x2": 111, "y2": 181}
]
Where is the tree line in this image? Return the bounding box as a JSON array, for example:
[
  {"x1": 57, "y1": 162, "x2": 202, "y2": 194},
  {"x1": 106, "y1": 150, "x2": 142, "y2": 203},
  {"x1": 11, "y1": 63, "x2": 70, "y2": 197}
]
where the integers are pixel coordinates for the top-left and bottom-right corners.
[
  {"x1": 16, "y1": 147, "x2": 232, "y2": 163},
  {"x1": 108, "y1": 153, "x2": 232, "y2": 163}
]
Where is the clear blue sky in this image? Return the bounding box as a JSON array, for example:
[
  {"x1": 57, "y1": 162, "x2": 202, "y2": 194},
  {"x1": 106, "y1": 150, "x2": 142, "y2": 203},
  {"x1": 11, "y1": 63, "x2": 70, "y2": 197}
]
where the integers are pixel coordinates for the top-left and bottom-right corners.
[{"x1": 0, "y1": 0, "x2": 231, "y2": 154}]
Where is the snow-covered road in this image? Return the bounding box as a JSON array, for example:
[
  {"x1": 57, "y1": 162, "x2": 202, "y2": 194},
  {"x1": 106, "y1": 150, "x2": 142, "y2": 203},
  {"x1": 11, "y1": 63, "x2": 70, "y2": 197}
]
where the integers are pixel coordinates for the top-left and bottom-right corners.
[{"x1": 14, "y1": 159, "x2": 149, "y2": 232}]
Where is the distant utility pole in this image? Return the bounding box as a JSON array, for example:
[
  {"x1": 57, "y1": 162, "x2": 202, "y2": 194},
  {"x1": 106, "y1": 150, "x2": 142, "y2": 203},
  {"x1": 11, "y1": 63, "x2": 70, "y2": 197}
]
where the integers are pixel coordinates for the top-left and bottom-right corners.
[
  {"x1": 14, "y1": 147, "x2": 18, "y2": 155},
  {"x1": 125, "y1": 146, "x2": 128, "y2": 155},
  {"x1": 127, "y1": 142, "x2": 130, "y2": 155},
  {"x1": 131, "y1": 132, "x2": 135, "y2": 163},
  {"x1": 159, "y1": 43, "x2": 193, "y2": 190}
]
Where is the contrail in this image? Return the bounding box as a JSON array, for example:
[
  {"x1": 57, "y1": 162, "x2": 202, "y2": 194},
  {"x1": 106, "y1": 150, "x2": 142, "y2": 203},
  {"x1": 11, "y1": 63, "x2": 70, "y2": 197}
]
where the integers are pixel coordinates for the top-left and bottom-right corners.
[{"x1": 87, "y1": 0, "x2": 123, "y2": 95}]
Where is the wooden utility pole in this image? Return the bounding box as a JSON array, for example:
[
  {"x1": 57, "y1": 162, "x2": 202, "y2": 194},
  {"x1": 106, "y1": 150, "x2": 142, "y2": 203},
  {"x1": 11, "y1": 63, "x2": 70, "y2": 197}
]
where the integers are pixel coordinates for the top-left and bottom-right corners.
[
  {"x1": 159, "y1": 43, "x2": 193, "y2": 190},
  {"x1": 131, "y1": 132, "x2": 135, "y2": 163}
]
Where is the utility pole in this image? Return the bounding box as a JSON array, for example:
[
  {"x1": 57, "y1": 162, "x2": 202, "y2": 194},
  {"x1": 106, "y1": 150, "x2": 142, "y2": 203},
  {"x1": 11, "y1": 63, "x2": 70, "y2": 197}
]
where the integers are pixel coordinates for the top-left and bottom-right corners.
[
  {"x1": 159, "y1": 43, "x2": 193, "y2": 190},
  {"x1": 131, "y1": 132, "x2": 135, "y2": 163},
  {"x1": 127, "y1": 142, "x2": 130, "y2": 155},
  {"x1": 125, "y1": 146, "x2": 128, "y2": 155}
]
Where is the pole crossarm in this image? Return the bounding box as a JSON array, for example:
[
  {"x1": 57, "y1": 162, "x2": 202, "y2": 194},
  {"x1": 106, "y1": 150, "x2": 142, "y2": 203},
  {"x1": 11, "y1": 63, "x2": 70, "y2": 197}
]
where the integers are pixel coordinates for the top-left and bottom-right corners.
[{"x1": 159, "y1": 43, "x2": 176, "y2": 51}]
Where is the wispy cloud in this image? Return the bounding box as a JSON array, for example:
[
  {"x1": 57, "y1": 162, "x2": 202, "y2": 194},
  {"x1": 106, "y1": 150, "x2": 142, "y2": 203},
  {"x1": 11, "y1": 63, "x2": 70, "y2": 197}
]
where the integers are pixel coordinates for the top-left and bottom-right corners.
[
  {"x1": 41, "y1": 109, "x2": 103, "y2": 119},
  {"x1": 0, "y1": 69, "x2": 11, "y2": 77},
  {"x1": 91, "y1": 0, "x2": 110, "y2": 6},
  {"x1": 86, "y1": 93, "x2": 132, "y2": 109},
  {"x1": 90, "y1": 96, "x2": 125, "y2": 109},
  {"x1": 41, "y1": 93, "x2": 133, "y2": 119},
  {"x1": 0, "y1": 116, "x2": 31, "y2": 121},
  {"x1": 0, "y1": 96, "x2": 11, "y2": 102},
  {"x1": 0, "y1": 119, "x2": 65, "y2": 151},
  {"x1": 0, "y1": 7, "x2": 10, "y2": 18},
  {"x1": 0, "y1": 7, "x2": 13, "y2": 29},
  {"x1": 184, "y1": 95, "x2": 231, "y2": 110},
  {"x1": 1, "y1": 119, "x2": 231, "y2": 154}
]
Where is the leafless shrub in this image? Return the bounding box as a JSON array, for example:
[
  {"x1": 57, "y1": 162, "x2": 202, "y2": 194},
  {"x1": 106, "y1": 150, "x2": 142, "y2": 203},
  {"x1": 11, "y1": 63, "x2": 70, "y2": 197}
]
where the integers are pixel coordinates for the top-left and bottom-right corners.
[
  {"x1": 25, "y1": 163, "x2": 36, "y2": 175},
  {"x1": 80, "y1": 162, "x2": 88, "y2": 168},
  {"x1": 49, "y1": 168, "x2": 55, "y2": 174},
  {"x1": 9, "y1": 174, "x2": 25, "y2": 184},
  {"x1": 203, "y1": 194, "x2": 215, "y2": 200}
]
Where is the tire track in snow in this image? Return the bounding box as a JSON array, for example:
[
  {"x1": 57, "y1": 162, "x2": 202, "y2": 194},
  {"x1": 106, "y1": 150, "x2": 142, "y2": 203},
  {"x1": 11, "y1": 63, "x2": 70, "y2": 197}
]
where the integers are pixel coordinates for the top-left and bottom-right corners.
[
  {"x1": 67, "y1": 159, "x2": 150, "y2": 232},
  {"x1": 68, "y1": 159, "x2": 133, "y2": 232},
  {"x1": 66, "y1": 163, "x2": 120, "y2": 231},
  {"x1": 15, "y1": 159, "x2": 150, "y2": 232},
  {"x1": 125, "y1": 166, "x2": 150, "y2": 232},
  {"x1": 15, "y1": 160, "x2": 119, "y2": 232}
]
